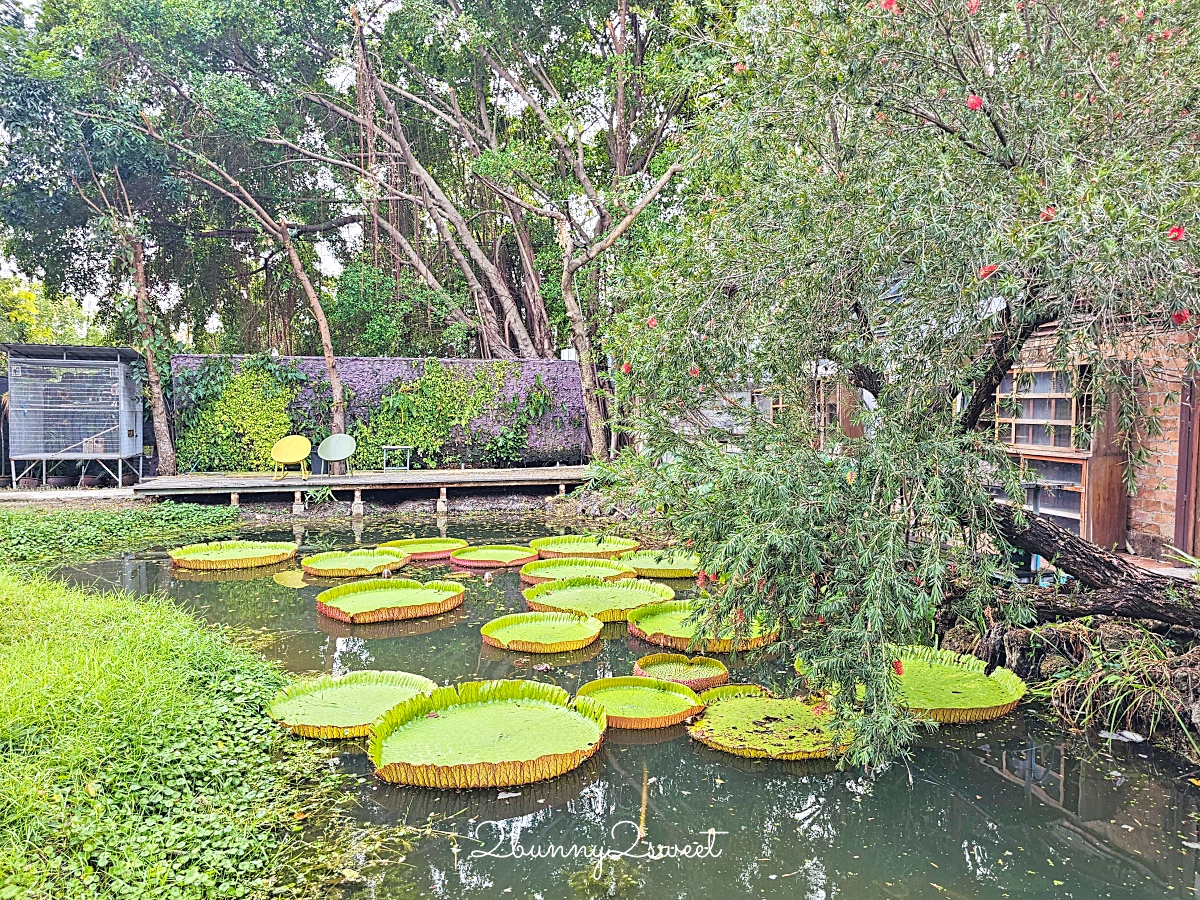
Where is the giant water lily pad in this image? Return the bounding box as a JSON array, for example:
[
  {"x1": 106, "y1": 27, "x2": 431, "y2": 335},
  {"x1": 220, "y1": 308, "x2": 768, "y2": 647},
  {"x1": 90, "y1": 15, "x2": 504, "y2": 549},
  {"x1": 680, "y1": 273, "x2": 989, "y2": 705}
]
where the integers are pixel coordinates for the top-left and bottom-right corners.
[
  {"x1": 576, "y1": 676, "x2": 704, "y2": 729},
  {"x1": 633, "y1": 653, "x2": 729, "y2": 691},
  {"x1": 519, "y1": 557, "x2": 637, "y2": 586},
  {"x1": 698, "y1": 684, "x2": 775, "y2": 704},
  {"x1": 627, "y1": 601, "x2": 780, "y2": 653},
  {"x1": 379, "y1": 537, "x2": 469, "y2": 560},
  {"x1": 894, "y1": 645, "x2": 1027, "y2": 723},
  {"x1": 301, "y1": 548, "x2": 409, "y2": 577},
  {"x1": 449, "y1": 545, "x2": 538, "y2": 568},
  {"x1": 689, "y1": 696, "x2": 846, "y2": 760},
  {"x1": 316, "y1": 578, "x2": 465, "y2": 624},
  {"x1": 268, "y1": 670, "x2": 437, "y2": 739},
  {"x1": 169, "y1": 540, "x2": 297, "y2": 570},
  {"x1": 369, "y1": 680, "x2": 607, "y2": 788},
  {"x1": 481, "y1": 612, "x2": 603, "y2": 653},
  {"x1": 522, "y1": 576, "x2": 673, "y2": 622},
  {"x1": 529, "y1": 534, "x2": 640, "y2": 559},
  {"x1": 617, "y1": 549, "x2": 701, "y2": 579}
]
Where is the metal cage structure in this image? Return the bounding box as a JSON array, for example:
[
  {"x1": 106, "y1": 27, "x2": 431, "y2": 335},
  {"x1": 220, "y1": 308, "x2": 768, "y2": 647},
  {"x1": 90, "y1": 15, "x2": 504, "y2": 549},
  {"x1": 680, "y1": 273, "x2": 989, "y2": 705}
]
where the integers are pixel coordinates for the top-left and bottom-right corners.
[{"x1": 3, "y1": 344, "x2": 144, "y2": 487}]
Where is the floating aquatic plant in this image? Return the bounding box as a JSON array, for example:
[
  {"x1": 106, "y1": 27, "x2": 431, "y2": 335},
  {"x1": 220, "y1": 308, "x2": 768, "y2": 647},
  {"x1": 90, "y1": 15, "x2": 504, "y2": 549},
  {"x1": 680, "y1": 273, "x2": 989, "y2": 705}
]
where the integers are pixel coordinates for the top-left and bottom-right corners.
[
  {"x1": 633, "y1": 653, "x2": 729, "y2": 691},
  {"x1": 168, "y1": 540, "x2": 298, "y2": 570},
  {"x1": 449, "y1": 545, "x2": 539, "y2": 568},
  {"x1": 698, "y1": 683, "x2": 775, "y2": 704},
  {"x1": 894, "y1": 645, "x2": 1027, "y2": 723},
  {"x1": 522, "y1": 576, "x2": 673, "y2": 622},
  {"x1": 519, "y1": 557, "x2": 637, "y2": 586},
  {"x1": 378, "y1": 537, "x2": 469, "y2": 560},
  {"x1": 617, "y1": 549, "x2": 701, "y2": 579},
  {"x1": 267, "y1": 670, "x2": 437, "y2": 739},
  {"x1": 369, "y1": 680, "x2": 607, "y2": 788},
  {"x1": 316, "y1": 578, "x2": 465, "y2": 624},
  {"x1": 301, "y1": 548, "x2": 409, "y2": 577},
  {"x1": 626, "y1": 601, "x2": 780, "y2": 653},
  {"x1": 480, "y1": 612, "x2": 604, "y2": 653},
  {"x1": 529, "y1": 534, "x2": 640, "y2": 559},
  {"x1": 689, "y1": 696, "x2": 847, "y2": 760},
  {"x1": 576, "y1": 676, "x2": 705, "y2": 729}
]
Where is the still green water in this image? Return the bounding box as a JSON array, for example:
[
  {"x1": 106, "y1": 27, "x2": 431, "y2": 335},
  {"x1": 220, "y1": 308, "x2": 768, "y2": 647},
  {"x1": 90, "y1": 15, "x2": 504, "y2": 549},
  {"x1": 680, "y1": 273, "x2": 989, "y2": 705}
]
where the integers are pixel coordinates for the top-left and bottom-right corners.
[{"x1": 61, "y1": 514, "x2": 1200, "y2": 899}]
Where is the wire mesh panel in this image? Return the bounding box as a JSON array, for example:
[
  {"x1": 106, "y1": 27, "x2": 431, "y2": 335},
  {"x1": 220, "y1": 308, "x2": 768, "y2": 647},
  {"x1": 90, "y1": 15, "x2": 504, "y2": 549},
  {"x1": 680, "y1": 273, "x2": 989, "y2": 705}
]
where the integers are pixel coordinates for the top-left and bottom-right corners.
[{"x1": 8, "y1": 360, "x2": 141, "y2": 458}]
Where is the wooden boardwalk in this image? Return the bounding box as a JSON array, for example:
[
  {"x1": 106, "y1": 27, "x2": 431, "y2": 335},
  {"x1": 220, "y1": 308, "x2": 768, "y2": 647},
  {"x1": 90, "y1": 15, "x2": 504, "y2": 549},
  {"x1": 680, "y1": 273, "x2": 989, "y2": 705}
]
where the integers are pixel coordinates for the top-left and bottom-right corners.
[{"x1": 133, "y1": 465, "x2": 590, "y2": 510}]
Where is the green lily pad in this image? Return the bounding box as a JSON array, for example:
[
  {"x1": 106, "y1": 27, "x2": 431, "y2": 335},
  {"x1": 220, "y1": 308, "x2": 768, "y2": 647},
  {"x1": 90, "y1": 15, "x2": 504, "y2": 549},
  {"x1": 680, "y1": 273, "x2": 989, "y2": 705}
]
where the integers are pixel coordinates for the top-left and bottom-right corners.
[
  {"x1": 481, "y1": 612, "x2": 603, "y2": 653},
  {"x1": 633, "y1": 653, "x2": 729, "y2": 691},
  {"x1": 529, "y1": 534, "x2": 641, "y2": 559},
  {"x1": 626, "y1": 601, "x2": 780, "y2": 653},
  {"x1": 689, "y1": 696, "x2": 846, "y2": 760},
  {"x1": 169, "y1": 540, "x2": 298, "y2": 570},
  {"x1": 378, "y1": 537, "x2": 469, "y2": 560},
  {"x1": 617, "y1": 549, "x2": 701, "y2": 579},
  {"x1": 894, "y1": 645, "x2": 1027, "y2": 723},
  {"x1": 449, "y1": 545, "x2": 538, "y2": 568},
  {"x1": 519, "y1": 557, "x2": 637, "y2": 586},
  {"x1": 316, "y1": 578, "x2": 465, "y2": 624},
  {"x1": 267, "y1": 670, "x2": 437, "y2": 739},
  {"x1": 522, "y1": 576, "x2": 674, "y2": 622},
  {"x1": 369, "y1": 680, "x2": 607, "y2": 788},
  {"x1": 698, "y1": 684, "x2": 775, "y2": 705},
  {"x1": 576, "y1": 676, "x2": 704, "y2": 729},
  {"x1": 301, "y1": 548, "x2": 409, "y2": 577}
]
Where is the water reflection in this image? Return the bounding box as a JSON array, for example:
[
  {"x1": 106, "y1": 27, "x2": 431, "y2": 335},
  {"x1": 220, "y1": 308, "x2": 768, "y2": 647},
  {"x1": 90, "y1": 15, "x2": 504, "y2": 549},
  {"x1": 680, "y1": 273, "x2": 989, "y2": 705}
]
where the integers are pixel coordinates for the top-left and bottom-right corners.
[{"x1": 57, "y1": 514, "x2": 1200, "y2": 899}]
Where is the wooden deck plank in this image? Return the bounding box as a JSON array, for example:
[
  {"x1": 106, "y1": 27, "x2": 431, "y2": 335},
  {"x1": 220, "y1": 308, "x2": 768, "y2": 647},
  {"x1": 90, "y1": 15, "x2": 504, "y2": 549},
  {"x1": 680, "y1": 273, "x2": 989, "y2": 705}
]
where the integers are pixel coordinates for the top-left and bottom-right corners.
[{"x1": 132, "y1": 465, "x2": 591, "y2": 498}]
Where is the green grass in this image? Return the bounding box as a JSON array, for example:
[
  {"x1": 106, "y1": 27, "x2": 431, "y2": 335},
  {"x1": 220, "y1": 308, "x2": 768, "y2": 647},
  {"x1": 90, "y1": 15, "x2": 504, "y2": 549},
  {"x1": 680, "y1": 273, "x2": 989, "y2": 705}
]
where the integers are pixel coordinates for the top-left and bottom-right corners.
[
  {"x1": 0, "y1": 568, "x2": 371, "y2": 899},
  {"x1": 0, "y1": 503, "x2": 238, "y2": 565}
]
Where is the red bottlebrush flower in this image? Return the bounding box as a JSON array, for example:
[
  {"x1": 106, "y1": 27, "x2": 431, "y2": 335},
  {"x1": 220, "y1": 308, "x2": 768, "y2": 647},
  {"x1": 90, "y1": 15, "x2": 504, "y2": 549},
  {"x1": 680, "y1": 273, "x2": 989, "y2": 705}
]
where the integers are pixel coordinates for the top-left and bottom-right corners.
[
  {"x1": 881, "y1": 0, "x2": 897, "y2": 10},
  {"x1": 1163, "y1": 30, "x2": 1173, "y2": 39},
  {"x1": 966, "y1": 94, "x2": 984, "y2": 111},
  {"x1": 1099, "y1": 16, "x2": 1107, "y2": 26},
  {"x1": 647, "y1": 316, "x2": 658, "y2": 328},
  {"x1": 1135, "y1": 8, "x2": 1144, "y2": 18},
  {"x1": 688, "y1": 365, "x2": 700, "y2": 377},
  {"x1": 978, "y1": 264, "x2": 999, "y2": 280},
  {"x1": 1040, "y1": 205, "x2": 1057, "y2": 221},
  {"x1": 892, "y1": 659, "x2": 905, "y2": 676},
  {"x1": 733, "y1": 607, "x2": 747, "y2": 624},
  {"x1": 813, "y1": 701, "x2": 830, "y2": 716},
  {"x1": 966, "y1": 0, "x2": 979, "y2": 14},
  {"x1": 817, "y1": 615, "x2": 826, "y2": 624},
  {"x1": 733, "y1": 62, "x2": 748, "y2": 74},
  {"x1": 621, "y1": 362, "x2": 632, "y2": 374},
  {"x1": 1169, "y1": 225, "x2": 1186, "y2": 241},
  {"x1": 1172, "y1": 310, "x2": 1191, "y2": 326}
]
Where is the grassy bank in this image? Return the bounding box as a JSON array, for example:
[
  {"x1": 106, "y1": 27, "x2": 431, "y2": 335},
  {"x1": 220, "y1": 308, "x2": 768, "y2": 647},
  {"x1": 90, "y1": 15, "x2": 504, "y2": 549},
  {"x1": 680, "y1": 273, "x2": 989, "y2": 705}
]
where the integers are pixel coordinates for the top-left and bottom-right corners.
[
  {"x1": 0, "y1": 568, "x2": 379, "y2": 899},
  {"x1": 0, "y1": 503, "x2": 239, "y2": 565}
]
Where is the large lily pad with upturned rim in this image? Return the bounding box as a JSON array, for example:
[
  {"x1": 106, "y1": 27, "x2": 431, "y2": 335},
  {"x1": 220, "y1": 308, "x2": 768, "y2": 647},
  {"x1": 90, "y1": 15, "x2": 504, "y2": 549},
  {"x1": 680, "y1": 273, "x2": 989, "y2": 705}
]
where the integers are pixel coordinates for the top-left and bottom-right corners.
[
  {"x1": 316, "y1": 578, "x2": 465, "y2": 624},
  {"x1": 529, "y1": 534, "x2": 641, "y2": 559},
  {"x1": 379, "y1": 537, "x2": 469, "y2": 560},
  {"x1": 576, "y1": 676, "x2": 705, "y2": 729},
  {"x1": 689, "y1": 696, "x2": 847, "y2": 760},
  {"x1": 894, "y1": 645, "x2": 1027, "y2": 723},
  {"x1": 633, "y1": 653, "x2": 729, "y2": 691},
  {"x1": 522, "y1": 576, "x2": 673, "y2": 622},
  {"x1": 301, "y1": 548, "x2": 409, "y2": 577},
  {"x1": 698, "y1": 683, "x2": 775, "y2": 704},
  {"x1": 449, "y1": 545, "x2": 538, "y2": 568},
  {"x1": 519, "y1": 557, "x2": 637, "y2": 586},
  {"x1": 481, "y1": 612, "x2": 603, "y2": 653},
  {"x1": 169, "y1": 540, "x2": 298, "y2": 570},
  {"x1": 267, "y1": 670, "x2": 437, "y2": 739},
  {"x1": 626, "y1": 601, "x2": 780, "y2": 653},
  {"x1": 369, "y1": 680, "x2": 607, "y2": 788},
  {"x1": 617, "y1": 549, "x2": 701, "y2": 579}
]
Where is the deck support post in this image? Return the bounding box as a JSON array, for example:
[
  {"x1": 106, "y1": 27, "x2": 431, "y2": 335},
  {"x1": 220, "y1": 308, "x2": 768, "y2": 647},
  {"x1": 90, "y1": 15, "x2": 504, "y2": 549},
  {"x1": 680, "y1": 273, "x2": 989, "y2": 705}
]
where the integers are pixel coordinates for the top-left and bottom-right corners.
[
  {"x1": 352, "y1": 488, "x2": 364, "y2": 518},
  {"x1": 293, "y1": 491, "x2": 304, "y2": 515},
  {"x1": 436, "y1": 486, "x2": 448, "y2": 514},
  {"x1": 558, "y1": 483, "x2": 566, "y2": 495},
  {"x1": 229, "y1": 492, "x2": 239, "y2": 508}
]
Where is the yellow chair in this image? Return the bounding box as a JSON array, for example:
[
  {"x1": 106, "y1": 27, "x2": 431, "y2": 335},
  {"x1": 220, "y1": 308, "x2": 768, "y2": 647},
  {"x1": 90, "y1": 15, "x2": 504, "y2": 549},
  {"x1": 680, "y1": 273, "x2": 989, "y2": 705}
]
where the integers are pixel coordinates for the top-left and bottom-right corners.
[{"x1": 271, "y1": 435, "x2": 312, "y2": 480}]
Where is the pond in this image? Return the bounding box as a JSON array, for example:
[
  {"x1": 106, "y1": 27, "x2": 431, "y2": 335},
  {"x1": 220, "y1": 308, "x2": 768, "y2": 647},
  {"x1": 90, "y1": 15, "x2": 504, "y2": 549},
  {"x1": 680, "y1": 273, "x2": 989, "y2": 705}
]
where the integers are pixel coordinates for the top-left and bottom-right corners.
[{"x1": 61, "y1": 513, "x2": 1200, "y2": 899}]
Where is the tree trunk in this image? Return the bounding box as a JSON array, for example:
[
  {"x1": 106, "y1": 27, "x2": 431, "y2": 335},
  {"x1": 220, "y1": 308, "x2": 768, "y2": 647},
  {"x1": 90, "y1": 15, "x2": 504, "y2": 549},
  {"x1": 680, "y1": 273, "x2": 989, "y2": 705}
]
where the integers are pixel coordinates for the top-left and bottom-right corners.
[
  {"x1": 129, "y1": 239, "x2": 176, "y2": 477},
  {"x1": 562, "y1": 255, "x2": 609, "y2": 460}
]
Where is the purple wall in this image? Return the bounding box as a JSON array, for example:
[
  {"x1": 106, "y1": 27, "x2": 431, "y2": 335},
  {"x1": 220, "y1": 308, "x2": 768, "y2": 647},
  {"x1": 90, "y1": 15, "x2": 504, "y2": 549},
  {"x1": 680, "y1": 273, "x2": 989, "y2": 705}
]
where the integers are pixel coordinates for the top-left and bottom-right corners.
[{"x1": 171, "y1": 355, "x2": 589, "y2": 465}]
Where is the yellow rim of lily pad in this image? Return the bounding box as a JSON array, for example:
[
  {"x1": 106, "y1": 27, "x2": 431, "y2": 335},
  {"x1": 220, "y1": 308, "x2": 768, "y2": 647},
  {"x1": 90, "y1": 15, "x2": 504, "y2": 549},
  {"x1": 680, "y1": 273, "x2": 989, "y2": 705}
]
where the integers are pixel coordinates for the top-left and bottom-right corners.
[
  {"x1": 267, "y1": 670, "x2": 437, "y2": 739},
  {"x1": 522, "y1": 576, "x2": 674, "y2": 622},
  {"x1": 626, "y1": 601, "x2": 780, "y2": 653},
  {"x1": 689, "y1": 695, "x2": 848, "y2": 760},
  {"x1": 301, "y1": 548, "x2": 409, "y2": 577},
  {"x1": 519, "y1": 557, "x2": 637, "y2": 586},
  {"x1": 378, "y1": 537, "x2": 469, "y2": 560},
  {"x1": 633, "y1": 653, "x2": 729, "y2": 691},
  {"x1": 480, "y1": 611, "x2": 604, "y2": 654},
  {"x1": 893, "y1": 644, "x2": 1027, "y2": 723},
  {"x1": 449, "y1": 545, "x2": 539, "y2": 568},
  {"x1": 576, "y1": 676, "x2": 705, "y2": 730},
  {"x1": 316, "y1": 578, "x2": 465, "y2": 624},
  {"x1": 369, "y1": 680, "x2": 607, "y2": 788},
  {"x1": 168, "y1": 540, "x2": 298, "y2": 570},
  {"x1": 617, "y1": 549, "x2": 701, "y2": 579},
  {"x1": 529, "y1": 534, "x2": 641, "y2": 559}
]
